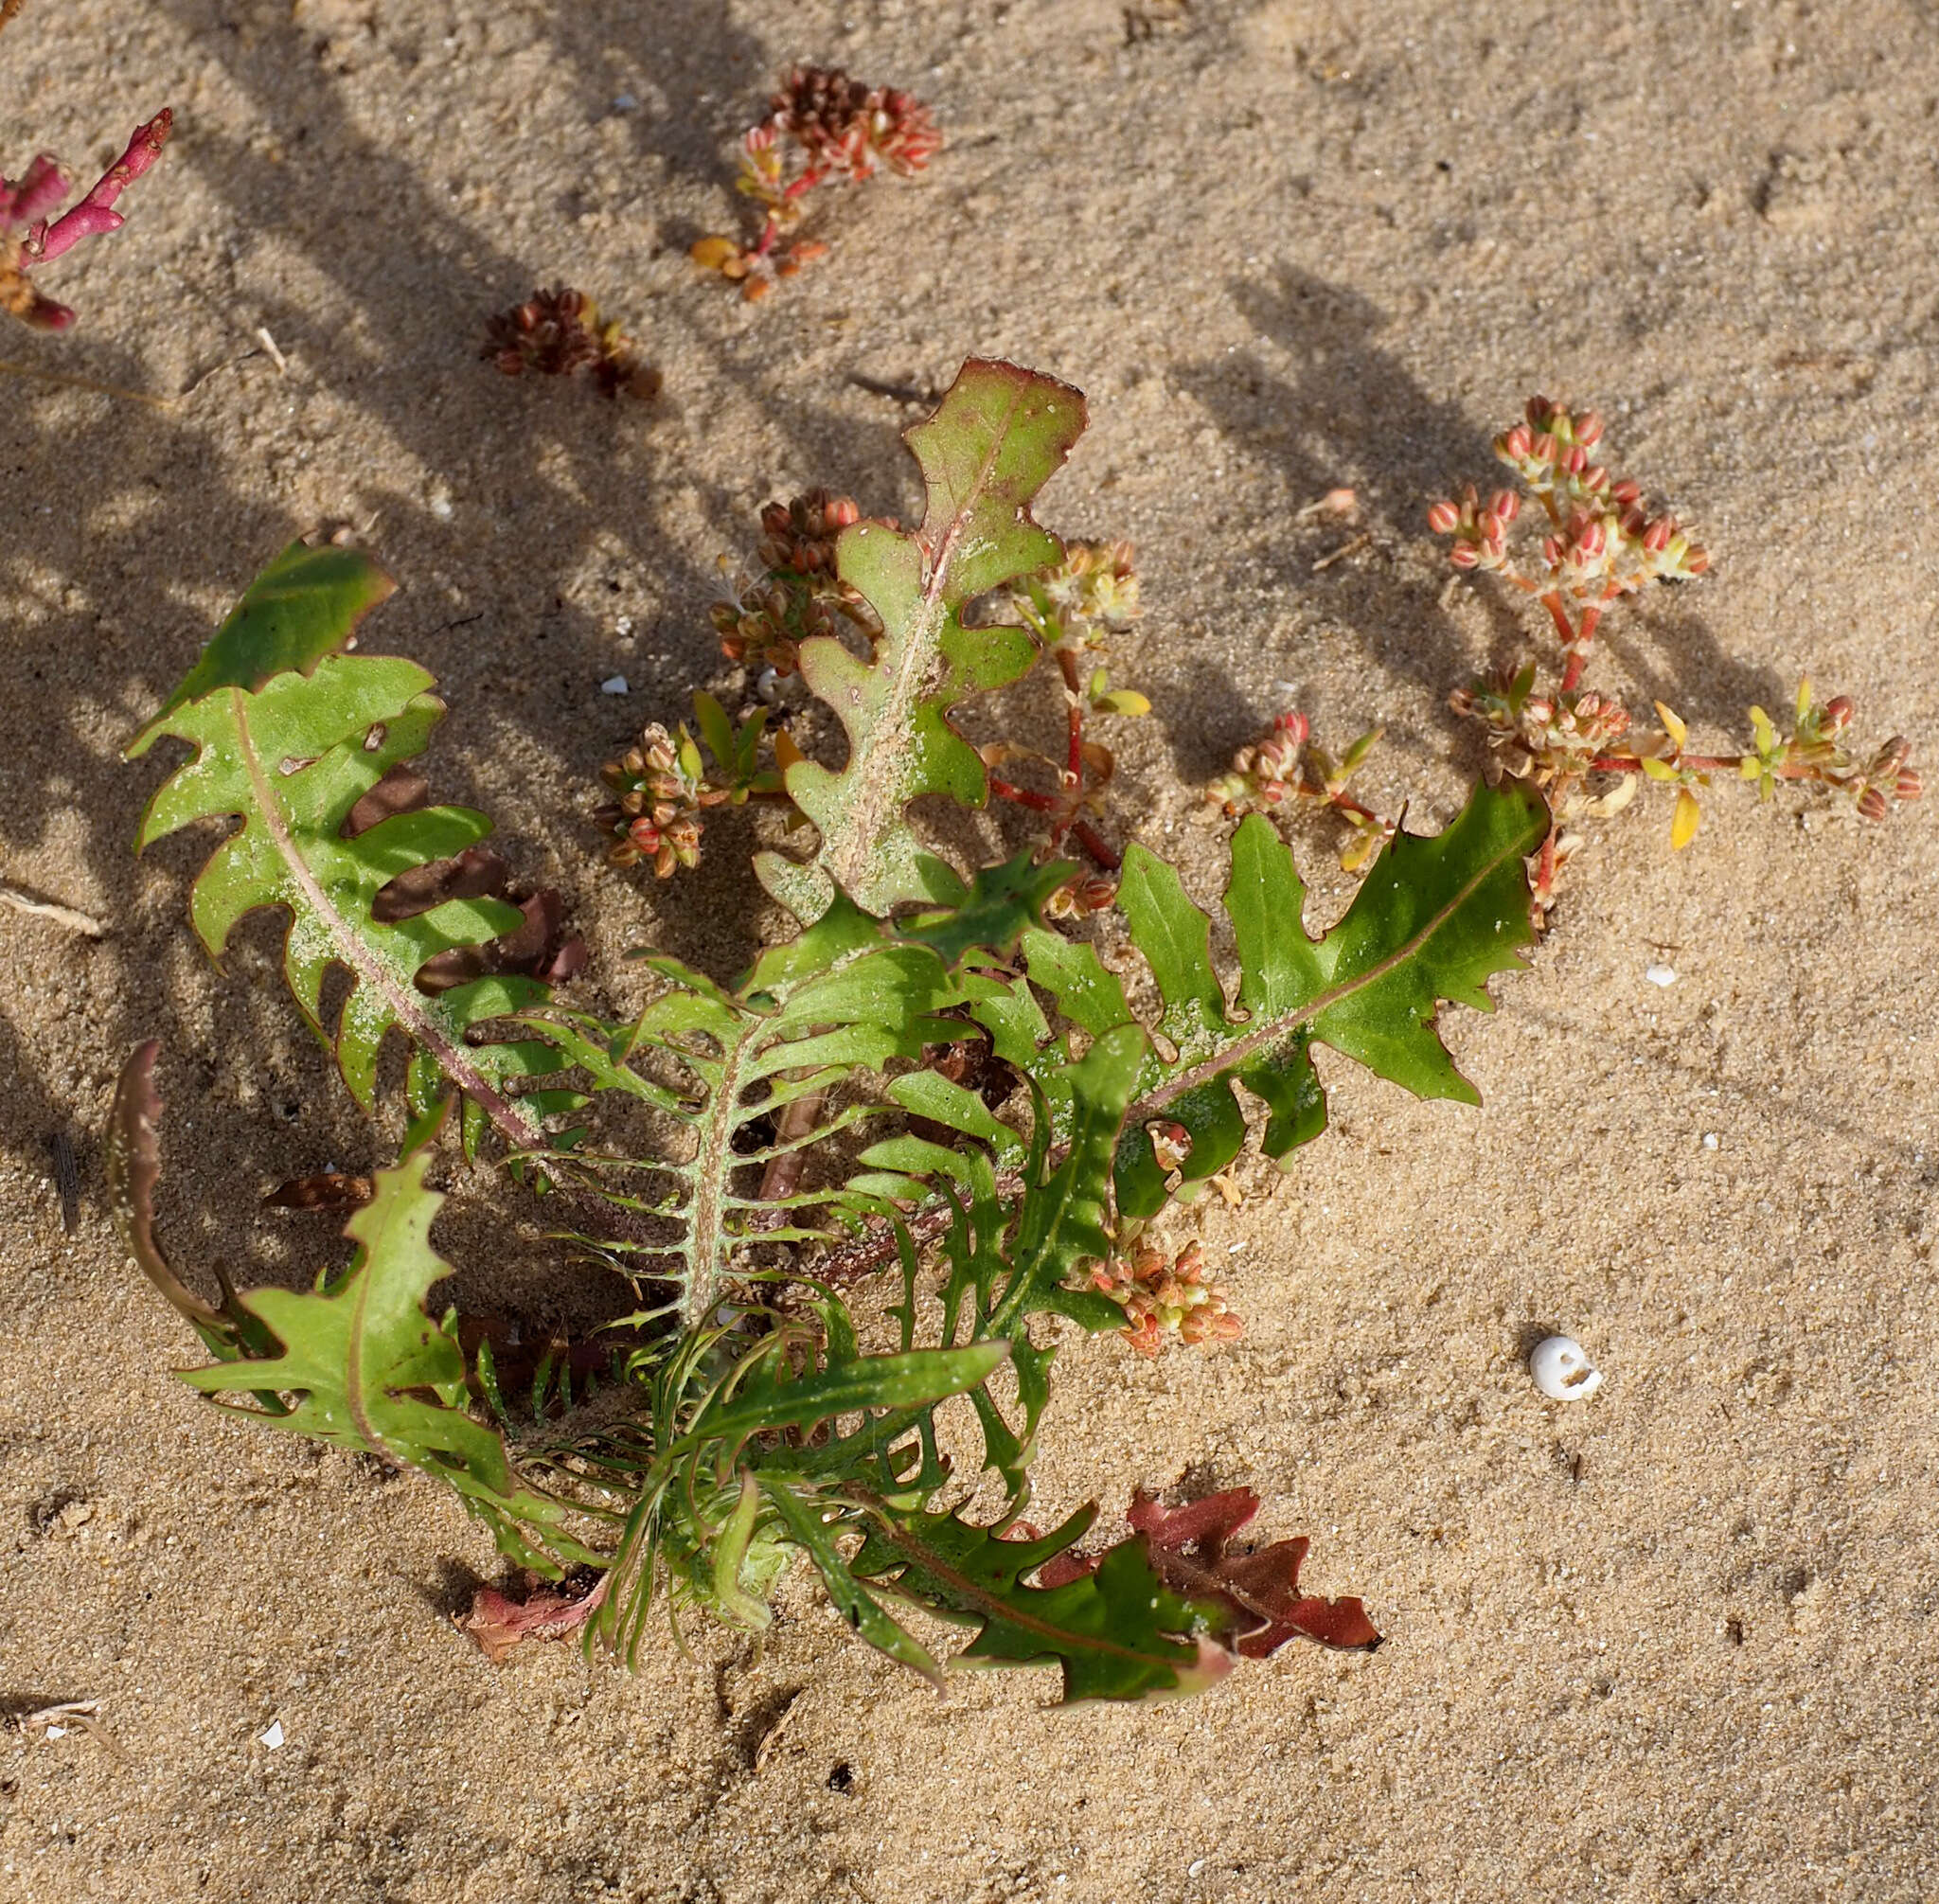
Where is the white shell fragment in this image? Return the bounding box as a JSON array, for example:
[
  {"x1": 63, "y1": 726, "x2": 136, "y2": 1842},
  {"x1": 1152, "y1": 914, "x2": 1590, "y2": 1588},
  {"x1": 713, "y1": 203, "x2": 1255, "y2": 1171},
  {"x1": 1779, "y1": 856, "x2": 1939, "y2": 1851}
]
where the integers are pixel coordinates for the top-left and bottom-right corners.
[
  {"x1": 257, "y1": 1719, "x2": 286, "y2": 1750},
  {"x1": 1529, "y1": 1335, "x2": 1603, "y2": 1401},
  {"x1": 1644, "y1": 962, "x2": 1677, "y2": 988},
  {"x1": 599, "y1": 674, "x2": 630, "y2": 695}
]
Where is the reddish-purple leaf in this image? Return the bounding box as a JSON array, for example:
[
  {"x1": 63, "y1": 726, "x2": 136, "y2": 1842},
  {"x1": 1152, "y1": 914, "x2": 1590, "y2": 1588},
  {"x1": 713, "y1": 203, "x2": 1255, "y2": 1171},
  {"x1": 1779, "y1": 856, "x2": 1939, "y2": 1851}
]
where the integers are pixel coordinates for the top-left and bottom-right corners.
[
  {"x1": 460, "y1": 1570, "x2": 609, "y2": 1664},
  {"x1": 1130, "y1": 1487, "x2": 1380, "y2": 1655}
]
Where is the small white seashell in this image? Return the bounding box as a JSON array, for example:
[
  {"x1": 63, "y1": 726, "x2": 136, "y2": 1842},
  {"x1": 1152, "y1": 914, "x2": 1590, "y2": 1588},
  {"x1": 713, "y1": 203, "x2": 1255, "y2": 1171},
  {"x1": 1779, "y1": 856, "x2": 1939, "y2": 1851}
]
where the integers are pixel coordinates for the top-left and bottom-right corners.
[
  {"x1": 1644, "y1": 962, "x2": 1677, "y2": 988},
  {"x1": 599, "y1": 675, "x2": 630, "y2": 696},
  {"x1": 258, "y1": 1719, "x2": 286, "y2": 1750},
  {"x1": 1529, "y1": 1335, "x2": 1603, "y2": 1401}
]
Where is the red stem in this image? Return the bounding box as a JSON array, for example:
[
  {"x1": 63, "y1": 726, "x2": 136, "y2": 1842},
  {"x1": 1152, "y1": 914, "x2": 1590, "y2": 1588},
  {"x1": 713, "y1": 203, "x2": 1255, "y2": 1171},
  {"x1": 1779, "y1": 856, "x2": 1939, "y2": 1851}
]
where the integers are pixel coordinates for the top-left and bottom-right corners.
[{"x1": 987, "y1": 777, "x2": 1121, "y2": 871}]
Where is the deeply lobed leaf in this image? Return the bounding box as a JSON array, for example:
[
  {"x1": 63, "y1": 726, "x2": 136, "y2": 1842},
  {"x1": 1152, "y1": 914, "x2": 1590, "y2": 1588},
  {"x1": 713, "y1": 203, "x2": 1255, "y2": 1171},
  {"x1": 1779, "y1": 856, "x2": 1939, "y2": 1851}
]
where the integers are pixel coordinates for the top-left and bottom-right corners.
[
  {"x1": 129, "y1": 543, "x2": 566, "y2": 1148},
  {"x1": 757, "y1": 359, "x2": 1086, "y2": 920},
  {"x1": 900, "y1": 782, "x2": 1547, "y2": 1219},
  {"x1": 177, "y1": 1139, "x2": 605, "y2": 1574}
]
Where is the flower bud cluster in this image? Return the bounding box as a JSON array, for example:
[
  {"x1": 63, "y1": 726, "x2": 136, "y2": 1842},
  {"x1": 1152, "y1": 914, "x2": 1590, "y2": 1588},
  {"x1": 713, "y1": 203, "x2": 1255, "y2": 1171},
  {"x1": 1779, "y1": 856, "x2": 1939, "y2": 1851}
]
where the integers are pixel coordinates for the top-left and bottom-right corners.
[
  {"x1": 710, "y1": 489, "x2": 881, "y2": 677},
  {"x1": 1210, "y1": 710, "x2": 1310, "y2": 812},
  {"x1": 595, "y1": 725, "x2": 724, "y2": 877},
  {"x1": 480, "y1": 286, "x2": 661, "y2": 400},
  {"x1": 1851, "y1": 735, "x2": 1922, "y2": 821},
  {"x1": 1026, "y1": 540, "x2": 1142, "y2": 647},
  {"x1": 694, "y1": 69, "x2": 938, "y2": 298},
  {"x1": 1091, "y1": 1237, "x2": 1242, "y2": 1357},
  {"x1": 1451, "y1": 672, "x2": 1633, "y2": 793},
  {"x1": 1209, "y1": 712, "x2": 1389, "y2": 869},
  {"x1": 771, "y1": 66, "x2": 941, "y2": 183},
  {"x1": 1431, "y1": 396, "x2": 1709, "y2": 607},
  {"x1": 1426, "y1": 484, "x2": 1520, "y2": 573}
]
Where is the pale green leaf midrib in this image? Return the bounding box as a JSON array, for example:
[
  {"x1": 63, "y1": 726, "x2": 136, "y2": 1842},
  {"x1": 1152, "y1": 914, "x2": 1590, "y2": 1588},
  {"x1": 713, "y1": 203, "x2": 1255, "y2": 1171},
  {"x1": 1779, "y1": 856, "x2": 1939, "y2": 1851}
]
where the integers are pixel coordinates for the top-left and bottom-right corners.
[{"x1": 227, "y1": 687, "x2": 543, "y2": 1148}]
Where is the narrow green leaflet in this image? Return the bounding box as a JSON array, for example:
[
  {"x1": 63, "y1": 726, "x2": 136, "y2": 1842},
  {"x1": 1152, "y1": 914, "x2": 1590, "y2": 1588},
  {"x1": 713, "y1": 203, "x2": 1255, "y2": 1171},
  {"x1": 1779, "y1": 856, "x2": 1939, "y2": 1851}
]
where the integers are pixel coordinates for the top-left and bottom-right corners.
[
  {"x1": 522, "y1": 893, "x2": 967, "y2": 1332},
  {"x1": 853, "y1": 1024, "x2": 1144, "y2": 1494},
  {"x1": 128, "y1": 547, "x2": 561, "y2": 1148},
  {"x1": 845, "y1": 1501, "x2": 1231, "y2": 1704},
  {"x1": 758, "y1": 359, "x2": 1087, "y2": 920},
  {"x1": 179, "y1": 1148, "x2": 605, "y2": 1574}
]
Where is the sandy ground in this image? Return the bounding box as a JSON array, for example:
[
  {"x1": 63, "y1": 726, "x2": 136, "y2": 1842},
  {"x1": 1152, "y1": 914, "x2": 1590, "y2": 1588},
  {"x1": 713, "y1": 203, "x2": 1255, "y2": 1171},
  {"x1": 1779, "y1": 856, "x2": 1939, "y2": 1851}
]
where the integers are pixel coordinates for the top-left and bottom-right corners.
[{"x1": 3, "y1": 1, "x2": 1937, "y2": 1898}]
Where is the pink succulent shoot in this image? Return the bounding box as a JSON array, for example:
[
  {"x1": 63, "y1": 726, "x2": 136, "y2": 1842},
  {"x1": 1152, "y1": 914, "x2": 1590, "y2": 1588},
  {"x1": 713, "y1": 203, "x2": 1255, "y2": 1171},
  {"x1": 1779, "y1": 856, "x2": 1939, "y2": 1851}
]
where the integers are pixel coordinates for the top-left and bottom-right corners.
[{"x1": 2, "y1": 109, "x2": 172, "y2": 330}]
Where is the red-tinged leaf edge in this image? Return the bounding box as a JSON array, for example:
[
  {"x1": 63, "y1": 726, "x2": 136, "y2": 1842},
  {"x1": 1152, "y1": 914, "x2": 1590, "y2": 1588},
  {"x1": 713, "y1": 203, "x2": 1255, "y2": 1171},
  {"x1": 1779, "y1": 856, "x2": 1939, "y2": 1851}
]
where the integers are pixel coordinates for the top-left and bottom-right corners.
[
  {"x1": 1130, "y1": 1488, "x2": 1381, "y2": 1655},
  {"x1": 134, "y1": 541, "x2": 396, "y2": 737}
]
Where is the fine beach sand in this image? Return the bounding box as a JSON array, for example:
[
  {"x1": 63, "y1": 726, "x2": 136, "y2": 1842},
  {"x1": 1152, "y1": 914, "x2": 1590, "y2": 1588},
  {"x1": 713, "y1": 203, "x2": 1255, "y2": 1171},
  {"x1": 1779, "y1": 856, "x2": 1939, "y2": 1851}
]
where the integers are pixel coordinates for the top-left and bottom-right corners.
[{"x1": 3, "y1": 3, "x2": 1936, "y2": 1898}]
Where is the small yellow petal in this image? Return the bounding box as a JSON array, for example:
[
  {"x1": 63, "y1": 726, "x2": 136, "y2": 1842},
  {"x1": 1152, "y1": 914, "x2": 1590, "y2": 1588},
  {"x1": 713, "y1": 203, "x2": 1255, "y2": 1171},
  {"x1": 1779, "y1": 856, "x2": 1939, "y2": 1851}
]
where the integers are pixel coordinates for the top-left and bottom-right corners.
[
  {"x1": 689, "y1": 235, "x2": 742, "y2": 273},
  {"x1": 1671, "y1": 787, "x2": 1701, "y2": 849},
  {"x1": 773, "y1": 727, "x2": 806, "y2": 773},
  {"x1": 1654, "y1": 702, "x2": 1688, "y2": 752}
]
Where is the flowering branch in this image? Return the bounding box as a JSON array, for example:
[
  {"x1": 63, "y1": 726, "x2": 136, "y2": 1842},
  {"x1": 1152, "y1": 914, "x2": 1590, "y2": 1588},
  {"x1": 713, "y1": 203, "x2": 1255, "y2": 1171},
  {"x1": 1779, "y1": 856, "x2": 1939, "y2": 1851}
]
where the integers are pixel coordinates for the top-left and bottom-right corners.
[
  {"x1": 691, "y1": 67, "x2": 940, "y2": 300},
  {"x1": 2, "y1": 110, "x2": 172, "y2": 330},
  {"x1": 1209, "y1": 710, "x2": 1393, "y2": 872},
  {"x1": 1428, "y1": 397, "x2": 1919, "y2": 913}
]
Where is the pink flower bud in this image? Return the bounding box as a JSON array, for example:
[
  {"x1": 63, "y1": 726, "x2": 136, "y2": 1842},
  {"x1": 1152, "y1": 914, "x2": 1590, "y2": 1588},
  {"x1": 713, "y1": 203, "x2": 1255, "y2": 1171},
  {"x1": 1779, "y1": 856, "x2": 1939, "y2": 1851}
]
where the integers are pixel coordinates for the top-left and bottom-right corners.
[
  {"x1": 1857, "y1": 786, "x2": 1889, "y2": 822},
  {"x1": 1896, "y1": 768, "x2": 1923, "y2": 802},
  {"x1": 1561, "y1": 444, "x2": 1587, "y2": 476},
  {"x1": 1489, "y1": 489, "x2": 1521, "y2": 523},
  {"x1": 1873, "y1": 737, "x2": 1912, "y2": 775},
  {"x1": 1823, "y1": 695, "x2": 1855, "y2": 732},
  {"x1": 1575, "y1": 412, "x2": 1605, "y2": 448},
  {"x1": 1581, "y1": 464, "x2": 1609, "y2": 493},
  {"x1": 1426, "y1": 499, "x2": 1460, "y2": 535},
  {"x1": 1500, "y1": 424, "x2": 1534, "y2": 460},
  {"x1": 1610, "y1": 479, "x2": 1642, "y2": 507},
  {"x1": 1531, "y1": 433, "x2": 1557, "y2": 464},
  {"x1": 1642, "y1": 518, "x2": 1673, "y2": 554},
  {"x1": 1272, "y1": 710, "x2": 1311, "y2": 746},
  {"x1": 1448, "y1": 685, "x2": 1477, "y2": 716},
  {"x1": 1450, "y1": 543, "x2": 1479, "y2": 570}
]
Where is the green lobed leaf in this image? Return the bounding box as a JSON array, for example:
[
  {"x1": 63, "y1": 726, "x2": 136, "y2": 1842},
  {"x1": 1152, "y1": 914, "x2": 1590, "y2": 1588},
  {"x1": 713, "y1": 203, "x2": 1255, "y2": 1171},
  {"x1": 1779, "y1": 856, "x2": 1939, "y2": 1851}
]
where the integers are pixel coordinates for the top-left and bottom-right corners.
[
  {"x1": 934, "y1": 781, "x2": 1547, "y2": 1219},
  {"x1": 757, "y1": 360, "x2": 1087, "y2": 919},
  {"x1": 179, "y1": 1147, "x2": 603, "y2": 1574},
  {"x1": 846, "y1": 1501, "x2": 1232, "y2": 1704},
  {"x1": 128, "y1": 553, "x2": 563, "y2": 1148}
]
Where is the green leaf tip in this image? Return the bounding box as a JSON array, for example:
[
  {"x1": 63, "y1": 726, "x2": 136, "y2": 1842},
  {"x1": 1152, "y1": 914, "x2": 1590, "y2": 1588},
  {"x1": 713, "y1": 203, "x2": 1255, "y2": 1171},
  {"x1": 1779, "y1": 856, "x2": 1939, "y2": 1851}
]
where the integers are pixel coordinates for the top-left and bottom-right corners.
[
  {"x1": 896, "y1": 851, "x2": 1076, "y2": 967},
  {"x1": 758, "y1": 359, "x2": 1088, "y2": 919},
  {"x1": 128, "y1": 540, "x2": 395, "y2": 750}
]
